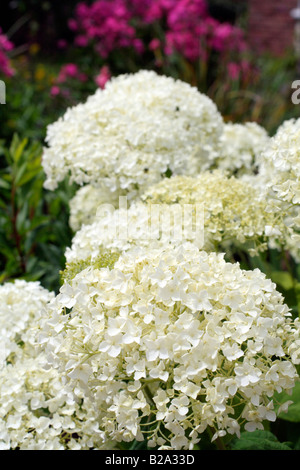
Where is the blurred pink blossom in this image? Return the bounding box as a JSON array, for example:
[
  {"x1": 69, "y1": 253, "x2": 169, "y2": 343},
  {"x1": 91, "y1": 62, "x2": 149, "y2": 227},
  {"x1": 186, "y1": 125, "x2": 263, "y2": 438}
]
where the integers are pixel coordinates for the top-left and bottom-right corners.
[
  {"x1": 210, "y1": 21, "x2": 246, "y2": 52},
  {"x1": 68, "y1": 0, "x2": 248, "y2": 64},
  {"x1": 95, "y1": 65, "x2": 111, "y2": 88},
  {"x1": 50, "y1": 85, "x2": 61, "y2": 96},
  {"x1": 57, "y1": 63, "x2": 88, "y2": 83},
  {"x1": 0, "y1": 27, "x2": 14, "y2": 77},
  {"x1": 227, "y1": 62, "x2": 240, "y2": 81},
  {"x1": 149, "y1": 38, "x2": 161, "y2": 51},
  {"x1": 70, "y1": 0, "x2": 138, "y2": 58}
]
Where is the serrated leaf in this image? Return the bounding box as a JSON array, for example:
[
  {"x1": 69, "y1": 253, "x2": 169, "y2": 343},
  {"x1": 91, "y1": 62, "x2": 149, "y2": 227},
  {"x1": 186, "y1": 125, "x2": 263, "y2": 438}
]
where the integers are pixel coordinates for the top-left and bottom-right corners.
[{"x1": 231, "y1": 430, "x2": 292, "y2": 450}]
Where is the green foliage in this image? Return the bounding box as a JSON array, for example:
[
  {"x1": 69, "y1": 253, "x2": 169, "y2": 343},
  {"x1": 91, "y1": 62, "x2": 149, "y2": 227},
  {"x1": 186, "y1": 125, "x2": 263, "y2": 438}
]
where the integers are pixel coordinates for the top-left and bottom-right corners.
[
  {"x1": 230, "y1": 430, "x2": 292, "y2": 450},
  {"x1": 275, "y1": 383, "x2": 300, "y2": 423},
  {"x1": 0, "y1": 134, "x2": 75, "y2": 292}
]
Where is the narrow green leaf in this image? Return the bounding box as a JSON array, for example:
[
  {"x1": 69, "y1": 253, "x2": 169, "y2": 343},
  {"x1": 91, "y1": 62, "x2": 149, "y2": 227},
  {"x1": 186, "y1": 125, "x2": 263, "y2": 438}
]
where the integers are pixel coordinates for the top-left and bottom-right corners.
[
  {"x1": 16, "y1": 168, "x2": 41, "y2": 186},
  {"x1": 0, "y1": 177, "x2": 11, "y2": 190},
  {"x1": 295, "y1": 282, "x2": 300, "y2": 317},
  {"x1": 14, "y1": 161, "x2": 28, "y2": 185},
  {"x1": 13, "y1": 137, "x2": 28, "y2": 164}
]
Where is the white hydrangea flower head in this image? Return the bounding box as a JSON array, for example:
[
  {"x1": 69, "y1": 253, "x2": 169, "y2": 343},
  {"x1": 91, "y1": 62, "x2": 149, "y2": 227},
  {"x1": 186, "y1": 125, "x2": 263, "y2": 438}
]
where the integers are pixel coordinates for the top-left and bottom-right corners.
[
  {"x1": 213, "y1": 122, "x2": 270, "y2": 175},
  {"x1": 42, "y1": 70, "x2": 224, "y2": 194},
  {"x1": 259, "y1": 118, "x2": 300, "y2": 257},
  {"x1": 0, "y1": 355, "x2": 118, "y2": 450},
  {"x1": 143, "y1": 170, "x2": 293, "y2": 254},
  {"x1": 0, "y1": 280, "x2": 117, "y2": 450},
  {"x1": 0, "y1": 280, "x2": 54, "y2": 367},
  {"x1": 69, "y1": 184, "x2": 123, "y2": 232},
  {"x1": 260, "y1": 118, "x2": 300, "y2": 207},
  {"x1": 41, "y1": 243, "x2": 300, "y2": 449},
  {"x1": 64, "y1": 201, "x2": 151, "y2": 264},
  {"x1": 64, "y1": 170, "x2": 288, "y2": 265}
]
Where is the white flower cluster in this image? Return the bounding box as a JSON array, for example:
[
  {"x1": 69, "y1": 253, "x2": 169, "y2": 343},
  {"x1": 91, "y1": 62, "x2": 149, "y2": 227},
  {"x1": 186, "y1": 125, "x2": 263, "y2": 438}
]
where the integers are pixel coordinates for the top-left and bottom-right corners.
[
  {"x1": 260, "y1": 118, "x2": 300, "y2": 208},
  {"x1": 39, "y1": 244, "x2": 300, "y2": 449},
  {"x1": 0, "y1": 280, "x2": 116, "y2": 450},
  {"x1": 4, "y1": 72, "x2": 299, "y2": 451},
  {"x1": 69, "y1": 184, "x2": 122, "y2": 232},
  {"x1": 65, "y1": 201, "x2": 170, "y2": 264},
  {"x1": 65, "y1": 170, "x2": 287, "y2": 265},
  {"x1": 213, "y1": 122, "x2": 270, "y2": 175},
  {"x1": 0, "y1": 280, "x2": 54, "y2": 366},
  {"x1": 142, "y1": 170, "x2": 288, "y2": 253},
  {"x1": 259, "y1": 118, "x2": 300, "y2": 258},
  {"x1": 42, "y1": 70, "x2": 223, "y2": 194}
]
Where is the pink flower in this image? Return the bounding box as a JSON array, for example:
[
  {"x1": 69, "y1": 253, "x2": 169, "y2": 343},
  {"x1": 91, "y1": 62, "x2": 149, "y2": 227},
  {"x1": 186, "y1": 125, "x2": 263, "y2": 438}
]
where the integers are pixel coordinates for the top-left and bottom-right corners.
[
  {"x1": 63, "y1": 63, "x2": 79, "y2": 77},
  {"x1": 95, "y1": 65, "x2": 111, "y2": 88},
  {"x1": 227, "y1": 62, "x2": 240, "y2": 81},
  {"x1": 68, "y1": 19, "x2": 79, "y2": 31},
  {"x1": 149, "y1": 38, "x2": 161, "y2": 51},
  {"x1": 147, "y1": 0, "x2": 210, "y2": 61},
  {"x1": 0, "y1": 28, "x2": 14, "y2": 52},
  {"x1": 50, "y1": 85, "x2": 61, "y2": 96},
  {"x1": 133, "y1": 38, "x2": 145, "y2": 54},
  {"x1": 210, "y1": 22, "x2": 246, "y2": 52},
  {"x1": 56, "y1": 63, "x2": 88, "y2": 84},
  {"x1": 66, "y1": 0, "x2": 248, "y2": 65},
  {"x1": 74, "y1": 35, "x2": 89, "y2": 47},
  {"x1": 0, "y1": 28, "x2": 14, "y2": 77},
  {"x1": 52, "y1": 63, "x2": 88, "y2": 95},
  {"x1": 211, "y1": 23, "x2": 234, "y2": 51},
  {"x1": 70, "y1": 0, "x2": 139, "y2": 58}
]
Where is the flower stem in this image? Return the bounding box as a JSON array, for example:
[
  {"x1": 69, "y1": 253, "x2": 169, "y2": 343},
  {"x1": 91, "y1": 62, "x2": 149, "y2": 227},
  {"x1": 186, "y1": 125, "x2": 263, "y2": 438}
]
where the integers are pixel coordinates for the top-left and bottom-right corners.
[{"x1": 208, "y1": 427, "x2": 227, "y2": 450}]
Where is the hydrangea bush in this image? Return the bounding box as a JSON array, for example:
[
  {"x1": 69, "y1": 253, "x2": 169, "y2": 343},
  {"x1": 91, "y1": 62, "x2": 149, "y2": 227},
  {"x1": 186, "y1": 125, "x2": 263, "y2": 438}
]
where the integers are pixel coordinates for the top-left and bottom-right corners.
[
  {"x1": 42, "y1": 70, "x2": 223, "y2": 195},
  {"x1": 258, "y1": 118, "x2": 300, "y2": 261},
  {"x1": 260, "y1": 118, "x2": 300, "y2": 218},
  {"x1": 0, "y1": 280, "x2": 118, "y2": 450},
  {"x1": 39, "y1": 244, "x2": 299, "y2": 449},
  {"x1": 0, "y1": 280, "x2": 54, "y2": 366},
  {"x1": 65, "y1": 170, "x2": 289, "y2": 265},
  {"x1": 2, "y1": 70, "x2": 300, "y2": 451},
  {"x1": 69, "y1": 184, "x2": 122, "y2": 232},
  {"x1": 212, "y1": 122, "x2": 270, "y2": 176}
]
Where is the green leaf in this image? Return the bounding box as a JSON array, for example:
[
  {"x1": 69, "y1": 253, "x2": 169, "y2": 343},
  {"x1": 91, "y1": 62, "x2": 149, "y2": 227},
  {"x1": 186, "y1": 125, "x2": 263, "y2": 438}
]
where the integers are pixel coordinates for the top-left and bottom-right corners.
[
  {"x1": 0, "y1": 177, "x2": 11, "y2": 190},
  {"x1": 0, "y1": 272, "x2": 8, "y2": 283},
  {"x1": 12, "y1": 137, "x2": 28, "y2": 164},
  {"x1": 274, "y1": 382, "x2": 300, "y2": 423},
  {"x1": 231, "y1": 430, "x2": 292, "y2": 450},
  {"x1": 16, "y1": 167, "x2": 41, "y2": 186},
  {"x1": 14, "y1": 161, "x2": 28, "y2": 185},
  {"x1": 295, "y1": 283, "x2": 300, "y2": 316},
  {"x1": 16, "y1": 200, "x2": 29, "y2": 234},
  {"x1": 270, "y1": 271, "x2": 294, "y2": 291}
]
